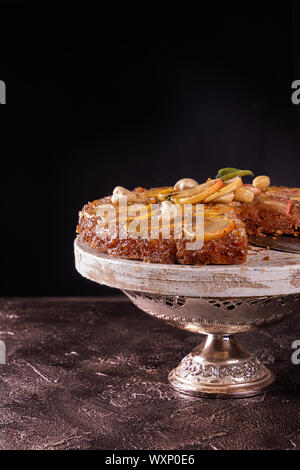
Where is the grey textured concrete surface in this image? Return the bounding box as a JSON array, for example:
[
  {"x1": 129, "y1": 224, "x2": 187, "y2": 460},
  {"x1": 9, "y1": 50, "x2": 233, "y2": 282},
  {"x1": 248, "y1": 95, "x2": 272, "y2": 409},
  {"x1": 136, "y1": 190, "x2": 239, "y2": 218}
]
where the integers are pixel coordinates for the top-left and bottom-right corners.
[{"x1": 0, "y1": 297, "x2": 299, "y2": 450}]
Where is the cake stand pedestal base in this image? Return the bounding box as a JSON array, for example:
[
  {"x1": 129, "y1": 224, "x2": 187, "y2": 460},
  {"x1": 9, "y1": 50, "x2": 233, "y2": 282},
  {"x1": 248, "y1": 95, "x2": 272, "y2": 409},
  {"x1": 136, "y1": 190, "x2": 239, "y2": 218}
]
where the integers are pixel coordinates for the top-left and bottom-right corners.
[
  {"x1": 168, "y1": 335, "x2": 275, "y2": 398},
  {"x1": 75, "y1": 238, "x2": 300, "y2": 399}
]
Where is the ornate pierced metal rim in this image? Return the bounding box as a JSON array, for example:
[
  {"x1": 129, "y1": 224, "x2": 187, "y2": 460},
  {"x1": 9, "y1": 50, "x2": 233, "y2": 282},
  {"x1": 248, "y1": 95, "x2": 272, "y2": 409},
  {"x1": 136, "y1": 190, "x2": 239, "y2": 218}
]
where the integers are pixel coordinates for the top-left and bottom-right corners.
[
  {"x1": 124, "y1": 290, "x2": 300, "y2": 330},
  {"x1": 125, "y1": 290, "x2": 300, "y2": 310}
]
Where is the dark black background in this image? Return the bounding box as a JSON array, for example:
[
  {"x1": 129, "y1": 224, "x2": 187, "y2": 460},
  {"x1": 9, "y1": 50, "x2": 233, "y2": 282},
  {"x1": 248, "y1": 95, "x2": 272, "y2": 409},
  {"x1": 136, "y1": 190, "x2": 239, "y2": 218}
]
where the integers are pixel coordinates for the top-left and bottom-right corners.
[{"x1": 1, "y1": 1, "x2": 300, "y2": 296}]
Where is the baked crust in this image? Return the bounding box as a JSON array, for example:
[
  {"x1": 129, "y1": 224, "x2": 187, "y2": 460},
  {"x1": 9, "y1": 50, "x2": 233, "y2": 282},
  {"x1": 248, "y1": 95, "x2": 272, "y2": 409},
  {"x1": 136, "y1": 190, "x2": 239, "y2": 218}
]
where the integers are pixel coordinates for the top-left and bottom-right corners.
[
  {"x1": 77, "y1": 188, "x2": 248, "y2": 265},
  {"x1": 77, "y1": 220, "x2": 247, "y2": 265}
]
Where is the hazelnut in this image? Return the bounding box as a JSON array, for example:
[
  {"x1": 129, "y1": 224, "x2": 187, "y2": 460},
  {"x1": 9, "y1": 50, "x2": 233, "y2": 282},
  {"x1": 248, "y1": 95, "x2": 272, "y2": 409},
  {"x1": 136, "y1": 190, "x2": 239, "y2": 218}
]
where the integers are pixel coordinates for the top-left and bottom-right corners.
[
  {"x1": 174, "y1": 178, "x2": 198, "y2": 192},
  {"x1": 111, "y1": 186, "x2": 137, "y2": 204},
  {"x1": 252, "y1": 175, "x2": 270, "y2": 189}
]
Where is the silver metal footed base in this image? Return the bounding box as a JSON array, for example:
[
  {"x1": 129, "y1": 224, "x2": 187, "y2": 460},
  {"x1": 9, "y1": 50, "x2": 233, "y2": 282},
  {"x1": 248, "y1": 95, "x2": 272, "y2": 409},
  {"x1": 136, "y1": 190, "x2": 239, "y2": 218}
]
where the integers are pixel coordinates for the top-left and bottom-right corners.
[
  {"x1": 168, "y1": 335, "x2": 275, "y2": 398},
  {"x1": 75, "y1": 239, "x2": 300, "y2": 399}
]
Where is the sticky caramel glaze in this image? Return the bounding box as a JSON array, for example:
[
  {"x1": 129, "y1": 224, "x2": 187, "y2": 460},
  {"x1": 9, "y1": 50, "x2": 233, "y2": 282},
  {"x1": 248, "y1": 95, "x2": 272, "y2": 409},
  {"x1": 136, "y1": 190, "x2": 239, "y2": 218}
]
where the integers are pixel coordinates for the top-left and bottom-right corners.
[{"x1": 77, "y1": 195, "x2": 248, "y2": 265}]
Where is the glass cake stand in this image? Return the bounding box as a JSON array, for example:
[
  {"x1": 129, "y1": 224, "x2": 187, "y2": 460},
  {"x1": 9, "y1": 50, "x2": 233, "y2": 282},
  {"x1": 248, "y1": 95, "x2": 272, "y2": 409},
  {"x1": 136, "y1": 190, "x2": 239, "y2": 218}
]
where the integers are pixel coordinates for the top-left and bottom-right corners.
[{"x1": 74, "y1": 238, "x2": 300, "y2": 398}]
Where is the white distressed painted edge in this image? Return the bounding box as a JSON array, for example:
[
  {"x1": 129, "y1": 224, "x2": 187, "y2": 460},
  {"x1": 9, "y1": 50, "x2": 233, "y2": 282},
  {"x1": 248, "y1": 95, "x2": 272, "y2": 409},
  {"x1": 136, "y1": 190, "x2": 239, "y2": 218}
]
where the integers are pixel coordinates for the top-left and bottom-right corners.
[{"x1": 74, "y1": 238, "x2": 300, "y2": 297}]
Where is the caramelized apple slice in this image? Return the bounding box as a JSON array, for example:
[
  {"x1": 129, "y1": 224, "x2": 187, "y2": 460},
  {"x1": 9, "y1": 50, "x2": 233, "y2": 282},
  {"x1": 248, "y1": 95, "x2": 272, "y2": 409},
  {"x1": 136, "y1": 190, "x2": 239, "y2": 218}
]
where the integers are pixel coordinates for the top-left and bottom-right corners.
[
  {"x1": 261, "y1": 198, "x2": 293, "y2": 215},
  {"x1": 204, "y1": 204, "x2": 235, "y2": 215},
  {"x1": 157, "y1": 187, "x2": 178, "y2": 201},
  {"x1": 172, "y1": 179, "x2": 223, "y2": 204},
  {"x1": 267, "y1": 186, "x2": 300, "y2": 195},
  {"x1": 183, "y1": 215, "x2": 235, "y2": 241},
  {"x1": 203, "y1": 177, "x2": 243, "y2": 203},
  {"x1": 172, "y1": 179, "x2": 214, "y2": 199},
  {"x1": 204, "y1": 215, "x2": 235, "y2": 240}
]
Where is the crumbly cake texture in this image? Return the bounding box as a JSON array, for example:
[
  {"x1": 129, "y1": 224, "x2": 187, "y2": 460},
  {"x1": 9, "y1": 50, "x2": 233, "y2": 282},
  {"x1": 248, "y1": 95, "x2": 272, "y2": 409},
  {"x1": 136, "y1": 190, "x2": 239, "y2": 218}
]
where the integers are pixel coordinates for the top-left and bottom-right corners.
[
  {"x1": 239, "y1": 186, "x2": 300, "y2": 237},
  {"x1": 77, "y1": 209, "x2": 247, "y2": 265},
  {"x1": 77, "y1": 186, "x2": 248, "y2": 265},
  {"x1": 76, "y1": 183, "x2": 300, "y2": 265}
]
